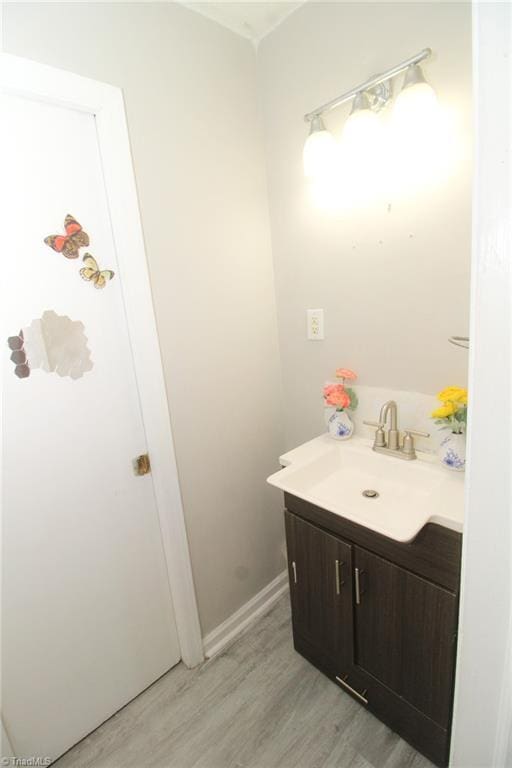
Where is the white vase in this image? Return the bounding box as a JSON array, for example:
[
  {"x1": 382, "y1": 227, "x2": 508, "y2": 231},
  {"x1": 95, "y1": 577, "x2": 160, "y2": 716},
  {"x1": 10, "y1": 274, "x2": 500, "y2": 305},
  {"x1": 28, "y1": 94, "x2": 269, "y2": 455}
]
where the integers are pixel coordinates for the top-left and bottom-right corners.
[
  {"x1": 328, "y1": 409, "x2": 354, "y2": 441},
  {"x1": 439, "y1": 432, "x2": 466, "y2": 472}
]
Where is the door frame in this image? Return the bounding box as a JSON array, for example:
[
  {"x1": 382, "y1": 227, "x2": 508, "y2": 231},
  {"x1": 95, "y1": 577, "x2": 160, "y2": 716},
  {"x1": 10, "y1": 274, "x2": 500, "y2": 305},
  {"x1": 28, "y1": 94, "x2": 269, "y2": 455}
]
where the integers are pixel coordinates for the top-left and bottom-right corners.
[
  {"x1": 0, "y1": 52, "x2": 204, "y2": 668},
  {"x1": 450, "y1": 3, "x2": 512, "y2": 765}
]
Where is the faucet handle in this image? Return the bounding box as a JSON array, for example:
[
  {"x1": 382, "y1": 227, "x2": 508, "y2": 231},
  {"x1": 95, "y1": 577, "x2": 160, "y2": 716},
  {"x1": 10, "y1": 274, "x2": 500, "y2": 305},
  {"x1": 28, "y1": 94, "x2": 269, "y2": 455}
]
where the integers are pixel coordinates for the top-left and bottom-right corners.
[
  {"x1": 401, "y1": 428, "x2": 430, "y2": 458},
  {"x1": 363, "y1": 420, "x2": 386, "y2": 448},
  {"x1": 404, "y1": 428, "x2": 430, "y2": 438}
]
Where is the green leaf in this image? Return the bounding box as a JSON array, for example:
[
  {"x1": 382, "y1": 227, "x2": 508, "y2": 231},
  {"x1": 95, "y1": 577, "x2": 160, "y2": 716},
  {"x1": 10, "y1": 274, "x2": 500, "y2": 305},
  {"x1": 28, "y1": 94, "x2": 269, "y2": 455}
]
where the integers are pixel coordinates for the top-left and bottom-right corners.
[
  {"x1": 345, "y1": 387, "x2": 359, "y2": 411},
  {"x1": 455, "y1": 408, "x2": 468, "y2": 424}
]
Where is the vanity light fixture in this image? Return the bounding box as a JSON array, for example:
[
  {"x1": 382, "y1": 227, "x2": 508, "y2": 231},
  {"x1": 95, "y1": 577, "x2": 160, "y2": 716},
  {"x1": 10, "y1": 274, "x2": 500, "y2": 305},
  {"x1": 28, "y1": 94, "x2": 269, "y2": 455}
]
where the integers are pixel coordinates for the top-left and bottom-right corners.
[{"x1": 303, "y1": 48, "x2": 434, "y2": 178}]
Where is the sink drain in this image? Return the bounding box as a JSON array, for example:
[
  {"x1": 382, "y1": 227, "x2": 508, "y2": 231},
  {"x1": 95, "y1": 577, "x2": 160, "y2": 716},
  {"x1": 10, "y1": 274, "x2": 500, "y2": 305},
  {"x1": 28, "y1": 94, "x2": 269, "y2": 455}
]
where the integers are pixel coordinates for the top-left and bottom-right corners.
[{"x1": 362, "y1": 489, "x2": 379, "y2": 499}]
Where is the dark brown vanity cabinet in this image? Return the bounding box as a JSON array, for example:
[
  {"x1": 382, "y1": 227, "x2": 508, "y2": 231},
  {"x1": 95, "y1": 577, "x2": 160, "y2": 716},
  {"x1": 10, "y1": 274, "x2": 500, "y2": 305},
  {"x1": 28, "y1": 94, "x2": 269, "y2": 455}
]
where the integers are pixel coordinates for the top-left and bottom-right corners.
[{"x1": 284, "y1": 497, "x2": 462, "y2": 768}]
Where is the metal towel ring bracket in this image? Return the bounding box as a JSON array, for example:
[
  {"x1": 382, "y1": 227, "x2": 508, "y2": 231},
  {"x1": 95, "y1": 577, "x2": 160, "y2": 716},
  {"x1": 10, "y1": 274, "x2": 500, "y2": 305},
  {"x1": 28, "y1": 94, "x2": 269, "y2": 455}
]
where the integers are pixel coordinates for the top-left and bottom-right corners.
[{"x1": 448, "y1": 336, "x2": 470, "y2": 349}]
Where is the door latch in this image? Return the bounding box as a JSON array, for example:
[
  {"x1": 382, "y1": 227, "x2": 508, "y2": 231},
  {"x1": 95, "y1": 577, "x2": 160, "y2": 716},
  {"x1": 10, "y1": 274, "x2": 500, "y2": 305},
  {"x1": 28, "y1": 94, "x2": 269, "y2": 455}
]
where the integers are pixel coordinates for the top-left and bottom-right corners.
[{"x1": 134, "y1": 453, "x2": 151, "y2": 476}]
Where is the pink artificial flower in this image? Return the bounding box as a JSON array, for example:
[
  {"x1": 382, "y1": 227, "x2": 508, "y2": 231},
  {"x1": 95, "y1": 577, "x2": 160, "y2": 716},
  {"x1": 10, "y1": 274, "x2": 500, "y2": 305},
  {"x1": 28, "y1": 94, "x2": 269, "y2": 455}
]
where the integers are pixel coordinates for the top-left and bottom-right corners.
[
  {"x1": 323, "y1": 384, "x2": 351, "y2": 409},
  {"x1": 335, "y1": 368, "x2": 357, "y2": 381},
  {"x1": 323, "y1": 384, "x2": 337, "y2": 401}
]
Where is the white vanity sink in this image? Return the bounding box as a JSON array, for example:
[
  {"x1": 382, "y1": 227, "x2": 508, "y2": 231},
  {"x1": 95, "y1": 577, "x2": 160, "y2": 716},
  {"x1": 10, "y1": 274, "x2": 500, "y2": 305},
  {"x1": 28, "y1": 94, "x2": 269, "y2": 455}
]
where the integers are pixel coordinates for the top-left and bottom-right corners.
[{"x1": 267, "y1": 435, "x2": 464, "y2": 543}]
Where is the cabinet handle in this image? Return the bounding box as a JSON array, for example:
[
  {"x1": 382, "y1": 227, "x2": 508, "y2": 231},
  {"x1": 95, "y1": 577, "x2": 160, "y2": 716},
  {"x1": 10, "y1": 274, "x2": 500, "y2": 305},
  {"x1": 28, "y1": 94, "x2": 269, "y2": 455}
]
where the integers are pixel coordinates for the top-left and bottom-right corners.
[
  {"x1": 291, "y1": 561, "x2": 297, "y2": 584},
  {"x1": 354, "y1": 567, "x2": 361, "y2": 605},
  {"x1": 335, "y1": 560, "x2": 345, "y2": 595},
  {"x1": 335, "y1": 675, "x2": 368, "y2": 705}
]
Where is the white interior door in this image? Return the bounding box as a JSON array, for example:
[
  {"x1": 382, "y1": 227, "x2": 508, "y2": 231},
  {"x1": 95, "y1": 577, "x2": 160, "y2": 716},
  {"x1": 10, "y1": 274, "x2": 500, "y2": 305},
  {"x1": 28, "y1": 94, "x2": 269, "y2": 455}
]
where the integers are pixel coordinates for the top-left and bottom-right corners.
[{"x1": 1, "y1": 90, "x2": 181, "y2": 760}]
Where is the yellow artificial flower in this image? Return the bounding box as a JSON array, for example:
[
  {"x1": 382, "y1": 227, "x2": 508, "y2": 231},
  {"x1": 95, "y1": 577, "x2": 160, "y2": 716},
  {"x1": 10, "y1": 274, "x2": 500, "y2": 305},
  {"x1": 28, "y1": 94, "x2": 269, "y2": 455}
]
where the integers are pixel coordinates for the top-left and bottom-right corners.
[
  {"x1": 432, "y1": 403, "x2": 457, "y2": 419},
  {"x1": 437, "y1": 386, "x2": 468, "y2": 405}
]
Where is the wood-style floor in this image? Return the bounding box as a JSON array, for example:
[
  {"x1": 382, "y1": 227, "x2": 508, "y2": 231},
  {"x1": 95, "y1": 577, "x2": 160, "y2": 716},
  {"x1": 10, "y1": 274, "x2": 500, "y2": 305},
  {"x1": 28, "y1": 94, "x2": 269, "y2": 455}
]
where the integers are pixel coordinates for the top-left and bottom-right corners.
[{"x1": 56, "y1": 596, "x2": 434, "y2": 768}]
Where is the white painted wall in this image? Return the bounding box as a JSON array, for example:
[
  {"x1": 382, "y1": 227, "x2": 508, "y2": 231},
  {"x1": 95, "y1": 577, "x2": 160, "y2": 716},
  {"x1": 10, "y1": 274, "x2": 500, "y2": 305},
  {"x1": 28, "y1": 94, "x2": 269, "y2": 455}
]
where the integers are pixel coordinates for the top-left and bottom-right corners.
[
  {"x1": 2, "y1": 1, "x2": 285, "y2": 636},
  {"x1": 451, "y1": 3, "x2": 512, "y2": 765},
  {"x1": 257, "y1": 2, "x2": 472, "y2": 450}
]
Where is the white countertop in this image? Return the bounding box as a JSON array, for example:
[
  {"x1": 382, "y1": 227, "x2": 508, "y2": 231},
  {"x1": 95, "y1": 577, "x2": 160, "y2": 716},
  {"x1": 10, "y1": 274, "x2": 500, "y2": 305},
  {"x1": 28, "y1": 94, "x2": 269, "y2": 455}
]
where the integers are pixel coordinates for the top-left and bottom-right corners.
[{"x1": 267, "y1": 435, "x2": 464, "y2": 543}]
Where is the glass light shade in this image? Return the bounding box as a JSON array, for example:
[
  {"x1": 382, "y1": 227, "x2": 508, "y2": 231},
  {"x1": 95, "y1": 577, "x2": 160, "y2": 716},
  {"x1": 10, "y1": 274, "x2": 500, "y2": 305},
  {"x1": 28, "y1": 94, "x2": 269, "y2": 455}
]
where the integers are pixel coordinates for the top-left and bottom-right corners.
[
  {"x1": 389, "y1": 64, "x2": 453, "y2": 195},
  {"x1": 341, "y1": 93, "x2": 383, "y2": 163},
  {"x1": 393, "y1": 65, "x2": 438, "y2": 130},
  {"x1": 342, "y1": 102, "x2": 382, "y2": 150},
  {"x1": 303, "y1": 117, "x2": 338, "y2": 179},
  {"x1": 337, "y1": 93, "x2": 386, "y2": 206}
]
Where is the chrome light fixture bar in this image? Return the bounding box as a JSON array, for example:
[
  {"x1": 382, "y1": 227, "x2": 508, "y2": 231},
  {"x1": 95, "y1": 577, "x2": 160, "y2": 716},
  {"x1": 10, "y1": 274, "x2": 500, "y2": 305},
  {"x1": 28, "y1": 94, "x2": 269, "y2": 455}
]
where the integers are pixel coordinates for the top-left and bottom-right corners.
[{"x1": 304, "y1": 48, "x2": 432, "y2": 123}]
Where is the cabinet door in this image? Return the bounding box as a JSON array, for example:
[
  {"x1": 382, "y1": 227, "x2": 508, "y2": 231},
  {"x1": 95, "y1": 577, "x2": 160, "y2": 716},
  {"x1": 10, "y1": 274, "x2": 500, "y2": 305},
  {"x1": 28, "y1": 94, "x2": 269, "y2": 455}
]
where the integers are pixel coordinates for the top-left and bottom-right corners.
[
  {"x1": 400, "y1": 570, "x2": 458, "y2": 725},
  {"x1": 285, "y1": 511, "x2": 353, "y2": 670},
  {"x1": 353, "y1": 547, "x2": 458, "y2": 727},
  {"x1": 353, "y1": 548, "x2": 403, "y2": 693}
]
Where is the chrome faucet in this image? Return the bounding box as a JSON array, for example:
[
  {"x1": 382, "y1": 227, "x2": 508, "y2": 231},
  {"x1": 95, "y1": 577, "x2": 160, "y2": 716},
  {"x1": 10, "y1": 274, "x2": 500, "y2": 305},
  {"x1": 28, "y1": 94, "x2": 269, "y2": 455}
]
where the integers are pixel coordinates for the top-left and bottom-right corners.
[{"x1": 364, "y1": 400, "x2": 429, "y2": 461}]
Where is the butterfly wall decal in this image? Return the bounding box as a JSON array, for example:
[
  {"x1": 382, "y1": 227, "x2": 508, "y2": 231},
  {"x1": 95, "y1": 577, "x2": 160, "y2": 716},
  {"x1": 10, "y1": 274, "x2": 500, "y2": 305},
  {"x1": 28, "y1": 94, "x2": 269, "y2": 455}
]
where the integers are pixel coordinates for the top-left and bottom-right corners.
[
  {"x1": 44, "y1": 214, "x2": 90, "y2": 259},
  {"x1": 80, "y1": 254, "x2": 115, "y2": 289}
]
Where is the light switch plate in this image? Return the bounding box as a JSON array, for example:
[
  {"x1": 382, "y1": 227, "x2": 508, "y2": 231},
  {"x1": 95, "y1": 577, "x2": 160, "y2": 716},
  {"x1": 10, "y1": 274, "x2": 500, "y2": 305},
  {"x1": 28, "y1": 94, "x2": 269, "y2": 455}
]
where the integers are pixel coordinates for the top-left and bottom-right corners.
[{"x1": 307, "y1": 309, "x2": 324, "y2": 340}]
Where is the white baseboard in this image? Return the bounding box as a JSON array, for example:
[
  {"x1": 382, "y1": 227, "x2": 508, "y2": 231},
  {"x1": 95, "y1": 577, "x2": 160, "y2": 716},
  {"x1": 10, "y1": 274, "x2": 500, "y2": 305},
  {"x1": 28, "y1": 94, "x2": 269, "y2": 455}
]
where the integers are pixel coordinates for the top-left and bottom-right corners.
[{"x1": 202, "y1": 570, "x2": 289, "y2": 659}]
